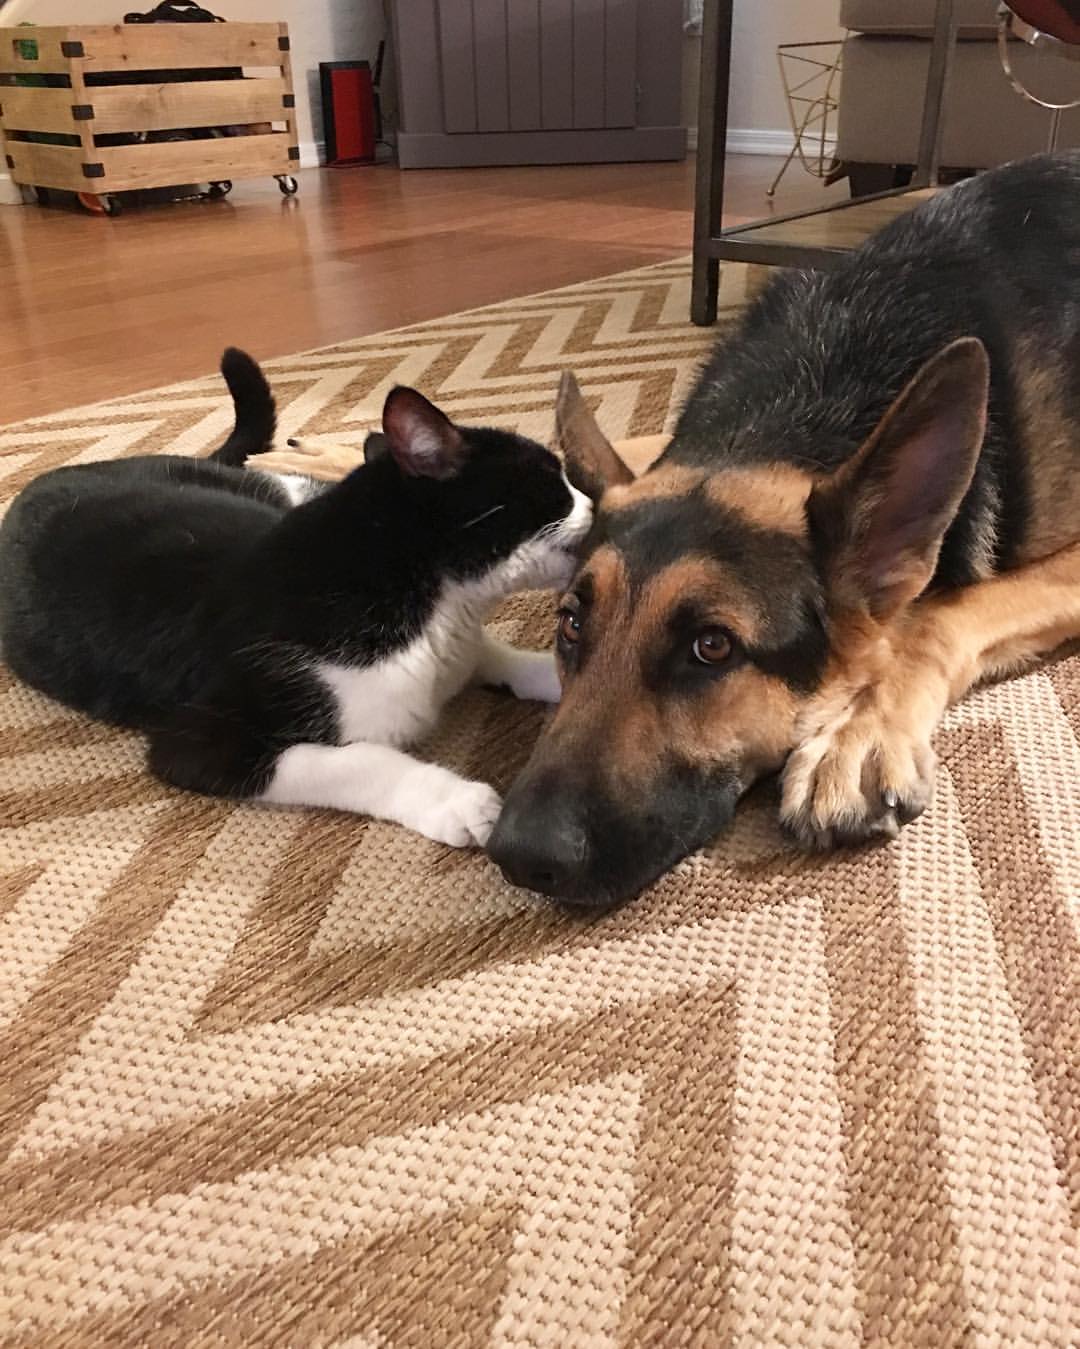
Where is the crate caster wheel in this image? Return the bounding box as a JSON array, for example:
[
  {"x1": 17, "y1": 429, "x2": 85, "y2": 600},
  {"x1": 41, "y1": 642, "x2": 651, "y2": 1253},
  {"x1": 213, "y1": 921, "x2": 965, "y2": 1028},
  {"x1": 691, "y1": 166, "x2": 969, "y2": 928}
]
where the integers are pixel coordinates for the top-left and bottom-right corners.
[
  {"x1": 78, "y1": 192, "x2": 122, "y2": 217},
  {"x1": 34, "y1": 187, "x2": 52, "y2": 207},
  {"x1": 276, "y1": 174, "x2": 298, "y2": 196},
  {"x1": 206, "y1": 180, "x2": 232, "y2": 200}
]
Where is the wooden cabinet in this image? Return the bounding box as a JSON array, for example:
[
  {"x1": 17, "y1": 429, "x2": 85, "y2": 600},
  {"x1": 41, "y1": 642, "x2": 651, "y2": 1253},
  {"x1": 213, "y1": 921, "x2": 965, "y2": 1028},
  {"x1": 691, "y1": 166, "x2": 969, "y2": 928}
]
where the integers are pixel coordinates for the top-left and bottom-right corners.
[{"x1": 391, "y1": 0, "x2": 686, "y2": 167}]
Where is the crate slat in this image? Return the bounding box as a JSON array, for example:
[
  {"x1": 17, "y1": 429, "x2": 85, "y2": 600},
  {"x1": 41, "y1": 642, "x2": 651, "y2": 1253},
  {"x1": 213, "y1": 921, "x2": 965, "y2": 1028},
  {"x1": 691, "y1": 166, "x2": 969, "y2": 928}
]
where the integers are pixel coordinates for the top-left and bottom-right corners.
[
  {"x1": 4, "y1": 141, "x2": 88, "y2": 192},
  {"x1": 1, "y1": 80, "x2": 291, "y2": 137},
  {"x1": 0, "y1": 87, "x2": 86, "y2": 135},
  {"x1": 96, "y1": 131, "x2": 293, "y2": 189},
  {"x1": 80, "y1": 23, "x2": 287, "y2": 73},
  {"x1": 0, "y1": 28, "x2": 77, "y2": 75},
  {"x1": 1, "y1": 23, "x2": 289, "y2": 74},
  {"x1": 90, "y1": 79, "x2": 289, "y2": 134}
]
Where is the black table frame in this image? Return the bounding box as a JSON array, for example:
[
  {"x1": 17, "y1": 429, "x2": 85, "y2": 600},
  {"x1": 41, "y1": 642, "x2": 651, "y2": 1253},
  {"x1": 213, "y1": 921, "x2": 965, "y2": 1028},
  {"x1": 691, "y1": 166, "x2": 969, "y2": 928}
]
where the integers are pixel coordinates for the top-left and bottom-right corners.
[{"x1": 691, "y1": 0, "x2": 959, "y2": 324}]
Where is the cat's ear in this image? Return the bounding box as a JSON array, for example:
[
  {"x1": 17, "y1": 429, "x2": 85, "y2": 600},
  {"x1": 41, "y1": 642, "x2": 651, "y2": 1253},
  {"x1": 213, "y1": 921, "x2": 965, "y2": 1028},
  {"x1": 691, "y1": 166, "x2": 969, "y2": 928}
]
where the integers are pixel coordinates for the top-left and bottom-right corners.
[
  {"x1": 382, "y1": 387, "x2": 467, "y2": 480},
  {"x1": 363, "y1": 430, "x2": 390, "y2": 465},
  {"x1": 555, "y1": 371, "x2": 633, "y2": 500}
]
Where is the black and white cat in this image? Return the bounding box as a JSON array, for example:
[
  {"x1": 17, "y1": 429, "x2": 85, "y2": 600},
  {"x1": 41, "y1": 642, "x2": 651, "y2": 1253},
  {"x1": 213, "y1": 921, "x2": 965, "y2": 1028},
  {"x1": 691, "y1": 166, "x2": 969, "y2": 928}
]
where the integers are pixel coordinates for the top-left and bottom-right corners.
[{"x1": 0, "y1": 350, "x2": 591, "y2": 847}]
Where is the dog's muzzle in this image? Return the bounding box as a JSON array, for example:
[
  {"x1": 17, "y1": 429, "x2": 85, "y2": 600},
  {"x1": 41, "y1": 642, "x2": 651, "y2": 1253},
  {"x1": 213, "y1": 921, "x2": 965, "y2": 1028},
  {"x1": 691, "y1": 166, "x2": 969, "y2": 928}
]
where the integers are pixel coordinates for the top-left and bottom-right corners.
[
  {"x1": 487, "y1": 785, "x2": 594, "y2": 904},
  {"x1": 487, "y1": 766, "x2": 740, "y2": 911}
]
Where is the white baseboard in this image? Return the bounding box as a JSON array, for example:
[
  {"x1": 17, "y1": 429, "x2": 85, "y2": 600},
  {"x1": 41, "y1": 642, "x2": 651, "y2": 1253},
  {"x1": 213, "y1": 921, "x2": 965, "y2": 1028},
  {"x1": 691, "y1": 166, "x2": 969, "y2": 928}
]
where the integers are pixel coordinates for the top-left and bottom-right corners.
[
  {"x1": 0, "y1": 173, "x2": 25, "y2": 206},
  {"x1": 687, "y1": 126, "x2": 837, "y2": 158},
  {"x1": 728, "y1": 128, "x2": 800, "y2": 156},
  {"x1": 298, "y1": 141, "x2": 326, "y2": 169}
]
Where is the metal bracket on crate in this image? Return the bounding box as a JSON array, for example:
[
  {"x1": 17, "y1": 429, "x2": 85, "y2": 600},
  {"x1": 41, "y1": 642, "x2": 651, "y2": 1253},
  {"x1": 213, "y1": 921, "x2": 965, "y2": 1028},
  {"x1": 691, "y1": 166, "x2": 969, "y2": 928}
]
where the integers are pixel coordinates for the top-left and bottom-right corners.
[
  {"x1": 81, "y1": 162, "x2": 105, "y2": 178},
  {"x1": 60, "y1": 41, "x2": 85, "y2": 58},
  {"x1": 71, "y1": 104, "x2": 95, "y2": 121}
]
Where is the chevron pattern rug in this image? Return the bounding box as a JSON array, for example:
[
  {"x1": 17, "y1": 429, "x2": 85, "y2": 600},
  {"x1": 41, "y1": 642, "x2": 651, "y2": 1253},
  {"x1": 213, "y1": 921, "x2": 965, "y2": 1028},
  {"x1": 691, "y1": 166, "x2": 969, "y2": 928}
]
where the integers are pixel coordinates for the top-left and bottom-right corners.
[{"x1": 1, "y1": 259, "x2": 1078, "y2": 1348}]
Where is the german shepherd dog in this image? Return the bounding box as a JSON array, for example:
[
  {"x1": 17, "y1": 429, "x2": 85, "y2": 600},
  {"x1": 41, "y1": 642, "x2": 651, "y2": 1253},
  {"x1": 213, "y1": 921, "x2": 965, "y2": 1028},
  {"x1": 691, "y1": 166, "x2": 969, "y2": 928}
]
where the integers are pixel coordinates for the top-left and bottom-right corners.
[{"x1": 487, "y1": 152, "x2": 1080, "y2": 909}]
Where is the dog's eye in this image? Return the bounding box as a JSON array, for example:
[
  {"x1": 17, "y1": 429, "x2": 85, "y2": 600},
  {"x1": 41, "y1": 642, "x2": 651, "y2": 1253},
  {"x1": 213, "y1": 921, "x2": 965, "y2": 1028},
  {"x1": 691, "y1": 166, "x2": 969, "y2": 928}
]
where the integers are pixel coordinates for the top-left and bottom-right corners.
[
  {"x1": 691, "y1": 627, "x2": 733, "y2": 666},
  {"x1": 557, "y1": 608, "x2": 582, "y2": 646}
]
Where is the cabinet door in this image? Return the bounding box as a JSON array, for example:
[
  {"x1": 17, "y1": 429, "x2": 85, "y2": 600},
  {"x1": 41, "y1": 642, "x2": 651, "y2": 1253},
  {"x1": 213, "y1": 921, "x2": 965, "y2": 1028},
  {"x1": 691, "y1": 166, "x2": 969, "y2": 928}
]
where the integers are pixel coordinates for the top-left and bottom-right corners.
[
  {"x1": 393, "y1": 0, "x2": 685, "y2": 168},
  {"x1": 438, "y1": 0, "x2": 639, "y2": 134}
]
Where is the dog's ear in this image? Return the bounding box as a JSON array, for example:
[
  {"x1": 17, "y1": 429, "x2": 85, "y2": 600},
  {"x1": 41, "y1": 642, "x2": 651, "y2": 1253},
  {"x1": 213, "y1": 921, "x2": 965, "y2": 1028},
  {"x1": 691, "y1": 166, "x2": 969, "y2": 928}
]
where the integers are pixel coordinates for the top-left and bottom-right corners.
[
  {"x1": 810, "y1": 336, "x2": 989, "y2": 620},
  {"x1": 382, "y1": 386, "x2": 467, "y2": 480},
  {"x1": 555, "y1": 370, "x2": 634, "y2": 500},
  {"x1": 363, "y1": 430, "x2": 390, "y2": 465}
]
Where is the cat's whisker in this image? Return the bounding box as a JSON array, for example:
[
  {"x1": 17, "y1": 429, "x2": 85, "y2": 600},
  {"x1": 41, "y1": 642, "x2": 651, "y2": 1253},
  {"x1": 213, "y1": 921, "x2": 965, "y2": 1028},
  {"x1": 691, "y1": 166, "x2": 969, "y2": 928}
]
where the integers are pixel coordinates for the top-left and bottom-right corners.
[{"x1": 461, "y1": 504, "x2": 506, "y2": 530}]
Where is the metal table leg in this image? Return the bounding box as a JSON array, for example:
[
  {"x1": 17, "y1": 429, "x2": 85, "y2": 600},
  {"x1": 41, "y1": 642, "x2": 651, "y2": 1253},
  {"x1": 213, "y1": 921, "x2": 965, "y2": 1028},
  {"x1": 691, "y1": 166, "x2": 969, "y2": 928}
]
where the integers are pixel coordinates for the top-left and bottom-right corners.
[
  {"x1": 691, "y1": 0, "x2": 733, "y2": 326},
  {"x1": 914, "y1": 0, "x2": 958, "y2": 186},
  {"x1": 689, "y1": 0, "x2": 959, "y2": 321}
]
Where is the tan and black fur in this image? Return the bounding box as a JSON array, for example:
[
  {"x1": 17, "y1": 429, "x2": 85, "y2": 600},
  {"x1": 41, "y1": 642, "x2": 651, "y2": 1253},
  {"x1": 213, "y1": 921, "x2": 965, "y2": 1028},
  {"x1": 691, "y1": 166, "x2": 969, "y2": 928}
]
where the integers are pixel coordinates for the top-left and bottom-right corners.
[{"x1": 487, "y1": 152, "x2": 1080, "y2": 909}]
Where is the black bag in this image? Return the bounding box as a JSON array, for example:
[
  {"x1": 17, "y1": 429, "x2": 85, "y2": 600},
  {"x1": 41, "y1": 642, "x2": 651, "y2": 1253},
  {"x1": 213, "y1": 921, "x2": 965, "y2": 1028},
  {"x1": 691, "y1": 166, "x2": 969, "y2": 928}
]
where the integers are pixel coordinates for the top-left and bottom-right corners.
[
  {"x1": 124, "y1": 1, "x2": 226, "y2": 22},
  {"x1": 96, "y1": 0, "x2": 238, "y2": 88}
]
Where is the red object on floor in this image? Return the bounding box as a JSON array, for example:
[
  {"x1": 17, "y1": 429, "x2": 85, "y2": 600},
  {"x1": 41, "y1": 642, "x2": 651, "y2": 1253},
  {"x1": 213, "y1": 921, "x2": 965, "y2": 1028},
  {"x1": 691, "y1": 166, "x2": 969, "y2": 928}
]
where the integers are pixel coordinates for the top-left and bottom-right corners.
[{"x1": 321, "y1": 61, "x2": 376, "y2": 166}]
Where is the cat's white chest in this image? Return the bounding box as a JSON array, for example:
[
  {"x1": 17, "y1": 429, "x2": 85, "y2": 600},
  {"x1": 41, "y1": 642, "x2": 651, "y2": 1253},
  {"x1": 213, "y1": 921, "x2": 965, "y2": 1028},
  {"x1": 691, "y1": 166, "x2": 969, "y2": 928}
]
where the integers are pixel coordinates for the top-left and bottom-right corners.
[{"x1": 317, "y1": 622, "x2": 480, "y2": 749}]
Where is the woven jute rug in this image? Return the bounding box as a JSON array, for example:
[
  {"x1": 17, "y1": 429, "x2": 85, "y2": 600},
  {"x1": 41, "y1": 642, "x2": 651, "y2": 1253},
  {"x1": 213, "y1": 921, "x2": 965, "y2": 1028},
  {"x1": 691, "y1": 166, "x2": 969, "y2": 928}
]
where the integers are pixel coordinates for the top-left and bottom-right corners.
[{"x1": 1, "y1": 259, "x2": 1078, "y2": 1347}]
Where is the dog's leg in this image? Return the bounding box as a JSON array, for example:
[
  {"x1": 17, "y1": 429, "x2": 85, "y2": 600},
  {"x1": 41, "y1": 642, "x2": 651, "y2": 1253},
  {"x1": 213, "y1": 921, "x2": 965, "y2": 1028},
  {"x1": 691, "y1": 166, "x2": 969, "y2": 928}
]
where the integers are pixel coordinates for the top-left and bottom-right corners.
[
  {"x1": 780, "y1": 542, "x2": 1080, "y2": 848},
  {"x1": 473, "y1": 630, "x2": 561, "y2": 703}
]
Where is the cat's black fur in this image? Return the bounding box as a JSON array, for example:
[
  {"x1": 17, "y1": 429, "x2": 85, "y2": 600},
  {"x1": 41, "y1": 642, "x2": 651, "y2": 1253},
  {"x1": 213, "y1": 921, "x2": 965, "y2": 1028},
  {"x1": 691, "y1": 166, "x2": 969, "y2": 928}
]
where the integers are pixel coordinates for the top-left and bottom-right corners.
[{"x1": 0, "y1": 350, "x2": 577, "y2": 809}]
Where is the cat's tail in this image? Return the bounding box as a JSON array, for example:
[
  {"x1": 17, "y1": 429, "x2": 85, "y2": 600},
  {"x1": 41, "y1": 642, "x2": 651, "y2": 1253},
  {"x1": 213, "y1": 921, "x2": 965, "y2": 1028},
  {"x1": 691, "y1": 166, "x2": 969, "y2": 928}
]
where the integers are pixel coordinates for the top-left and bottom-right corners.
[{"x1": 209, "y1": 347, "x2": 277, "y2": 467}]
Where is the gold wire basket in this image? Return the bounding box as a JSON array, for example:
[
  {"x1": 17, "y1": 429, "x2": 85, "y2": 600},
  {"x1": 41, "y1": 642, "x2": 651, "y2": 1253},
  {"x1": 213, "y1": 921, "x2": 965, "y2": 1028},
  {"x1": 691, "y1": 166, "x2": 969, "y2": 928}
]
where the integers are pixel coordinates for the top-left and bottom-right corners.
[{"x1": 768, "y1": 40, "x2": 844, "y2": 198}]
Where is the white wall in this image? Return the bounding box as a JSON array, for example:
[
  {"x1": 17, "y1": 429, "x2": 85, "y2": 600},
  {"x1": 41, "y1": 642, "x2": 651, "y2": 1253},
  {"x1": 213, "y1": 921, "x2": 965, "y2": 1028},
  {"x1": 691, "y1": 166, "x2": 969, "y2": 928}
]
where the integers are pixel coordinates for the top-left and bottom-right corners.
[
  {"x1": 685, "y1": 0, "x2": 845, "y2": 153},
  {"x1": 0, "y1": 0, "x2": 388, "y2": 164},
  {"x1": 732, "y1": 0, "x2": 843, "y2": 144}
]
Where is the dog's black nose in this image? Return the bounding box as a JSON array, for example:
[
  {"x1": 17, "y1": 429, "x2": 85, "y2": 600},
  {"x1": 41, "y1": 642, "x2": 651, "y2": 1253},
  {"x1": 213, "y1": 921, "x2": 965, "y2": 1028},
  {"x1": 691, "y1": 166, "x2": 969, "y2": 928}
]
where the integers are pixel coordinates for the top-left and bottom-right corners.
[{"x1": 487, "y1": 794, "x2": 590, "y2": 900}]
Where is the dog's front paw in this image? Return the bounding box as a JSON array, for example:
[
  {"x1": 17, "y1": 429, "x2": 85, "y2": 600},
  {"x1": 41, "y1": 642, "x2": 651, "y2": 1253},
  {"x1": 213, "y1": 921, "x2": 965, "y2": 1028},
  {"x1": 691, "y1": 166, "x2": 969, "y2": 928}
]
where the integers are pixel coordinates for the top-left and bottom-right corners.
[
  {"x1": 416, "y1": 778, "x2": 504, "y2": 849},
  {"x1": 779, "y1": 708, "x2": 936, "y2": 851}
]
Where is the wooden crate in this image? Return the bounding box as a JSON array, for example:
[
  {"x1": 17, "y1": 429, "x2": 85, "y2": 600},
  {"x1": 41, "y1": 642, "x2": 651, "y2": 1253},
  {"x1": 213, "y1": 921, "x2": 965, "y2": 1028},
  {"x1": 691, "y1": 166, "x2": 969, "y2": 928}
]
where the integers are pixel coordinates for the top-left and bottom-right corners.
[{"x1": 0, "y1": 23, "x2": 298, "y2": 203}]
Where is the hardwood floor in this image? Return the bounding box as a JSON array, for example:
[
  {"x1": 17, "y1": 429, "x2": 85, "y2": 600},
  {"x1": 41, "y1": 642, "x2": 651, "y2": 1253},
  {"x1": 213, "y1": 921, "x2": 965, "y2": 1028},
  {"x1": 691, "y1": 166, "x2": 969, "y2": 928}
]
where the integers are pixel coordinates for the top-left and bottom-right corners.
[{"x1": 0, "y1": 155, "x2": 845, "y2": 424}]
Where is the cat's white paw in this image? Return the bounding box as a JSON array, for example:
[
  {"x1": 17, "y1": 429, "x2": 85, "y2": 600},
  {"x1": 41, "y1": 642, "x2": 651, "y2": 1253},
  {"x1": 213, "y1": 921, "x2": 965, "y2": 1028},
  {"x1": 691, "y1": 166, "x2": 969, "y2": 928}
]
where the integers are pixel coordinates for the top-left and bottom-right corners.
[
  {"x1": 415, "y1": 778, "x2": 503, "y2": 848},
  {"x1": 476, "y1": 637, "x2": 562, "y2": 703},
  {"x1": 502, "y1": 650, "x2": 561, "y2": 703}
]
